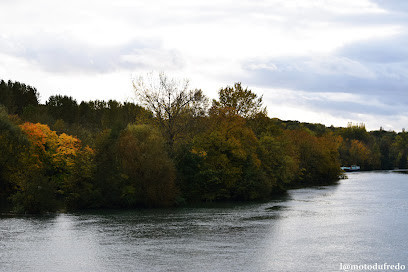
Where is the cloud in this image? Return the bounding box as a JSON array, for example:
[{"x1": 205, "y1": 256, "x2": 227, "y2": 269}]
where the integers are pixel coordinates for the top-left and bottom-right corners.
[
  {"x1": 370, "y1": 0, "x2": 408, "y2": 12},
  {"x1": 242, "y1": 31, "x2": 408, "y2": 102},
  {"x1": 338, "y1": 34, "x2": 408, "y2": 63},
  {"x1": 0, "y1": 33, "x2": 185, "y2": 74},
  {"x1": 260, "y1": 87, "x2": 408, "y2": 130}
]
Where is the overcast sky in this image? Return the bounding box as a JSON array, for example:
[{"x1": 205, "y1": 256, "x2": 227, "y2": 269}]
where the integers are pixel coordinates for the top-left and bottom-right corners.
[{"x1": 1, "y1": 0, "x2": 407, "y2": 131}]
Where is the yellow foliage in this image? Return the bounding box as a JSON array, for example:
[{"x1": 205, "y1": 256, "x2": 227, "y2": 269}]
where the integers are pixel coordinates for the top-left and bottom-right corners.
[
  {"x1": 191, "y1": 148, "x2": 207, "y2": 157},
  {"x1": 19, "y1": 122, "x2": 94, "y2": 171}
]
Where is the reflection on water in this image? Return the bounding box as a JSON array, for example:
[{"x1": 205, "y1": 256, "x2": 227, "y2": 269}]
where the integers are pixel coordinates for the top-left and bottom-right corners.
[{"x1": 1, "y1": 172, "x2": 407, "y2": 272}]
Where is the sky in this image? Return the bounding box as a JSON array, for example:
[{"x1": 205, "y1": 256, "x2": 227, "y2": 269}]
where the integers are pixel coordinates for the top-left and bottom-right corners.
[{"x1": 1, "y1": 0, "x2": 407, "y2": 131}]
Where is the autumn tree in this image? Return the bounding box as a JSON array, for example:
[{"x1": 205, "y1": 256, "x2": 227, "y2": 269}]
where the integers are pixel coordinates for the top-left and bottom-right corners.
[
  {"x1": 134, "y1": 72, "x2": 208, "y2": 151},
  {"x1": 337, "y1": 123, "x2": 381, "y2": 170},
  {"x1": 287, "y1": 130, "x2": 342, "y2": 185},
  {"x1": 212, "y1": 82, "x2": 265, "y2": 118},
  {"x1": 15, "y1": 122, "x2": 96, "y2": 212},
  {"x1": 176, "y1": 106, "x2": 272, "y2": 202}
]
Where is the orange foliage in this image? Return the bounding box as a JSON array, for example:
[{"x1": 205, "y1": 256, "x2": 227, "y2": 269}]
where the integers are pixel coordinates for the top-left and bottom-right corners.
[
  {"x1": 19, "y1": 122, "x2": 94, "y2": 171},
  {"x1": 19, "y1": 122, "x2": 58, "y2": 152}
]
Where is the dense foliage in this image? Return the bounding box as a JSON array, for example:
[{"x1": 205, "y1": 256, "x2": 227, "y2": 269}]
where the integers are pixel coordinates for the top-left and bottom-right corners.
[{"x1": 1, "y1": 79, "x2": 407, "y2": 213}]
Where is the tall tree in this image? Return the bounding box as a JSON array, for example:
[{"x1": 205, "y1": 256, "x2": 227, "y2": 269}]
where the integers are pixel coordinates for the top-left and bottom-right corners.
[
  {"x1": 134, "y1": 72, "x2": 208, "y2": 150},
  {"x1": 46, "y1": 95, "x2": 79, "y2": 123},
  {"x1": 0, "y1": 80, "x2": 39, "y2": 115},
  {"x1": 212, "y1": 82, "x2": 265, "y2": 118}
]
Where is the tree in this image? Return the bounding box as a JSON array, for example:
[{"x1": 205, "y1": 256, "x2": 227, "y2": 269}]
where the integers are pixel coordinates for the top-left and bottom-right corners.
[
  {"x1": 287, "y1": 130, "x2": 341, "y2": 185},
  {"x1": 15, "y1": 122, "x2": 96, "y2": 212},
  {"x1": 341, "y1": 123, "x2": 370, "y2": 142},
  {"x1": 92, "y1": 128, "x2": 123, "y2": 208},
  {"x1": 0, "y1": 106, "x2": 29, "y2": 210},
  {"x1": 394, "y1": 131, "x2": 408, "y2": 169},
  {"x1": 46, "y1": 95, "x2": 79, "y2": 123},
  {"x1": 178, "y1": 107, "x2": 269, "y2": 201},
  {"x1": 0, "y1": 80, "x2": 39, "y2": 115},
  {"x1": 349, "y1": 140, "x2": 371, "y2": 167},
  {"x1": 133, "y1": 72, "x2": 208, "y2": 150},
  {"x1": 212, "y1": 82, "x2": 265, "y2": 118},
  {"x1": 258, "y1": 134, "x2": 298, "y2": 190},
  {"x1": 116, "y1": 124, "x2": 177, "y2": 207}
]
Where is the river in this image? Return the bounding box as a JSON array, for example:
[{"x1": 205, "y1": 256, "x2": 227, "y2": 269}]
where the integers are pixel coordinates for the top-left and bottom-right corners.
[{"x1": 1, "y1": 171, "x2": 407, "y2": 271}]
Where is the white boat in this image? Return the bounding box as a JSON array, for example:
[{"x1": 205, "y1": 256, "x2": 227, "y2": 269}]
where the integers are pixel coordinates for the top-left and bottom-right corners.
[{"x1": 341, "y1": 165, "x2": 360, "y2": 172}]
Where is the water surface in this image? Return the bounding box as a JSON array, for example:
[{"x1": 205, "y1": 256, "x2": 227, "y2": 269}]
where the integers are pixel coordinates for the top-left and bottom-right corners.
[{"x1": 1, "y1": 171, "x2": 407, "y2": 271}]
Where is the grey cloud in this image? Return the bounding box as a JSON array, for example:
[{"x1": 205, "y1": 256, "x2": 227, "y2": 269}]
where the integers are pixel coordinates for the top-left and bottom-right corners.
[
  {"x1": 338, "y1": 35, "x2": 408, "y2": 63},
  {"x1": 243, "y1": 43, "x2": 408, "y2": 102},
  {"x1": 243, "y1": 28, "x2": 408, "y2": 121},
  {"x1": 302, "y1": 97, "x2": 400, "y2": 117},
  {"x1": 371, "y1": 0, "x2": 408, "y2": 12},
  {"x1": 0, "y1": 34, "x2": 185, "y2": 74}
]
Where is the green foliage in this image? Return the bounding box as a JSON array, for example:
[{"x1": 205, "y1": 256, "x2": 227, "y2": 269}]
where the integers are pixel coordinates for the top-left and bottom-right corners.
[
  {"x1": 0, "y1": 107, "x2": 29, "y2": 210},
  {"x1": 177, "y1": 108, "x2": 271, "y2": 202},
  {"x1": 46, "y1": 95, "x2": 79, "y2": 123},
  {"x1": 212, "y1": 82, "x2": 265, "y2": 118},
  {"x1": 259, "y1": 134, "x2": 298, "y2": 189},
  {"x1": 8, "y1": 122, "x2": 97, "y2": 213},
  {"x1": 337, "y1": 123, "x2": 381, "y2": 170},
  {"x1": 116, "y1": 124, "x2": 177, "y2": 207},
  {"x1": 0, "y1": 108, "x2": 59, "y2": 213},
  {"x1": 10, "y1": 165, "x2": 57, "y2": 214},
  {"x1": 0, "y1": 80, "x2": 39, "y2": 115},
  {"x1": 341, "y1": 123, "x2": 370, "y2": 142},
  {"x1": 394, "y1": 131, "x2": 408, "y2": 169},
  {"x1": 92, "y1": 129, "x2": 123, "y2": 208},
  {"x1": 287, "y1": 130, "x2": 342, "y2": 185},
  {"x1": 4, "y1": 78, "x2": 408, "y2": 213}
]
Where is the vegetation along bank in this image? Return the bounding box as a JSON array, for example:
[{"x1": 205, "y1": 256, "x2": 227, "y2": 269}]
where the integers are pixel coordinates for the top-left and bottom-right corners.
[{"x1": 1, "y1": 76, "x2": 407, "y2": 213}]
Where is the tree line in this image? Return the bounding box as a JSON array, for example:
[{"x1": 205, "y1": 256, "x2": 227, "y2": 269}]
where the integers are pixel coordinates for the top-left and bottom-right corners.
[{"x1": 1, "y1": 77, "x2": 407, "y2": 213}]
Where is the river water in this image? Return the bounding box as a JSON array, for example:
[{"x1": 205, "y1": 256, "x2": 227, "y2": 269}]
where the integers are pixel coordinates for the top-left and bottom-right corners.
[{"x1": 1, "y1": 171, "x2": 407, "y2": 272}]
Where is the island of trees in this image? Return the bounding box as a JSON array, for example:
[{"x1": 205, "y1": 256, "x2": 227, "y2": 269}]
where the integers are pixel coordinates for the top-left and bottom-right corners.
[{"x1": 1, "y1": 75, "x2": 407, "y2": 213}]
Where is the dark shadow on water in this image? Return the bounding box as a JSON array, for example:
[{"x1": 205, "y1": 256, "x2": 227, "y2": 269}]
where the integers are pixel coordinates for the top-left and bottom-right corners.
[
  {"x1": 0, "y1": 212, "x2": 58, "y2": 220},
  {"x1": 244, "y1": 215, "x2": 280, "y2": 221},
  {"x1": 265, "y1": 205, "x2": 286, "y2": 211},
  {"x1": 392, "y1": 169, "x2": 408, "y2": 174}
]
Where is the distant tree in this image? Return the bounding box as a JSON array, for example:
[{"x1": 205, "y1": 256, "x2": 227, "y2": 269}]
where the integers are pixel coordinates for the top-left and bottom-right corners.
[
  {"x1": 46, "y1": 95, "x2": 79, "y2": 123},
  {"x1": 247, "y1": 114, "x2": 284, "y2": 138},
  {"x1": 394, "y1": 131, "x2": 408, "y2": 169},
  {"x1": 0, "y1": 80, "x2": 39, "y2": 115},
  {"x1": 341, "y1": 123, "x2": 370, "y2": 142},
  {"x1": 287, "y1": 130, "x2": 341, "y2": 185},
  {"x1": 0, "y1": 80, "x2": 11, "y2": 108},
  {"x1": 349, "y1": 140, "x2": 371, "y2": 167}
]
